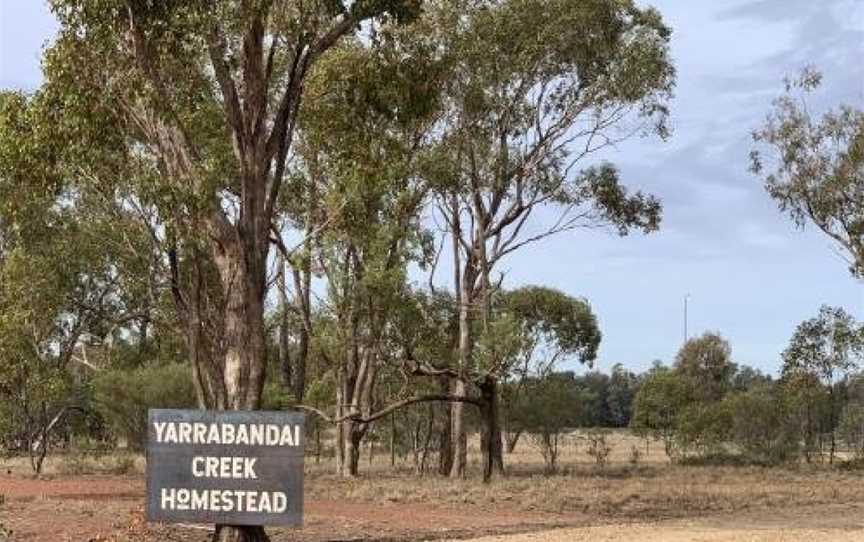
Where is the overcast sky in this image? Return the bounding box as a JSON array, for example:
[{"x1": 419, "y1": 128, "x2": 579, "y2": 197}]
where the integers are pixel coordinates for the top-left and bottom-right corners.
[{"x1": 1, "y1": 1, "x2": 863, "y2": 375}]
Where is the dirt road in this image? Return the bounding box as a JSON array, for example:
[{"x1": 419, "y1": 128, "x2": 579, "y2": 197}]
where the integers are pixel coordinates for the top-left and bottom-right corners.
[{"x1": 463, "y1": 503, "x2": 864, "y2": 542}]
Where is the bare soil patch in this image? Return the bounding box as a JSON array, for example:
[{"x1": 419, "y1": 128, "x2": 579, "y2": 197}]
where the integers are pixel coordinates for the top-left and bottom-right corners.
[
  {"x1": 0, "y1": 473, "x2": 583, "y2": 541},
  {"x1": 465, "y1": 503, "x2": 864, "y2": 542},
  {"x1": 4, "y1": 437, "x2": 864, "y2": 542}
]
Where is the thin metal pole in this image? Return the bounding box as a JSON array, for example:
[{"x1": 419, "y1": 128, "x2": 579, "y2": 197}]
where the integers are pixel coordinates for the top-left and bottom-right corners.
[{"x1": 684, "y1": 294, "x2": 690, "y2": 344}]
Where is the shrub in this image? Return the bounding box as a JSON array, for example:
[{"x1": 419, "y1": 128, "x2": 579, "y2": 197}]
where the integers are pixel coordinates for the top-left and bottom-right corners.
[
  {"x1": 631, "y1": 371, "x2": 695, "y2": 459},
  {"x1": 839, "y1": 404, "x2": 864, "y2": 458},
  {"x1": 724, "y1": 389, "x2": 800, "y2": 465},
  {"x1": 674, "y1": 401, "x2": 732, "y2": 457},
  {"x1": 93, "y1": 363, "x2": 196, "y2": 450},
  {"x1": 628, "y1": 444, "x2": 642, "y2": 466},
  {"x1": 57, "y1": 452, "x2": 139, "y2": 475},
  {"x1": 584, "y1": 430, "x2": 612, "y2": 469}
]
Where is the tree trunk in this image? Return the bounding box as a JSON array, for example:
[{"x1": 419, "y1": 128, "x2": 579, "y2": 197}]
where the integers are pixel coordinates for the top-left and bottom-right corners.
[
  {"x1": 209, "y1": 236, "x2": 269, "y2": 540},
  {"x1": 449, "y1": 194, "x2": 469, "y2": 479},
  {"x1": 293, "y1": 325, "x2": 308, "y2": 402},
  {"x1": 479, "y1": 377, "x2": 504, "y2": 482},
  {"x1": 506, "y1": 430, "x2": 523, "y2": 454},
  {"x1": 342, "y1": 422, "x2": 363, "y2": 477},
  {"x1": 450, "y1": 271, "x2": 474, "y2": 478},
  {"x1": 335, "y1": 385, "x2": 346, "y2": 475},
  {"x1": 290, "y1": 189, "x2": 315, "y2": 403},
  {"x1": 213, "y1": 525, "x2": 269, "y2": 542},
  {"x1": 438, "y1": 389, "x2": 453, "y2": 476},
  {"x1": 213, "y1": 235, "x2": 267, "y2": 411},
  {"x1": 315, "y1": 423, "x2": 322, "y2": 465},
  {"x1": 277, "y1": 254, "x2": 292, "y2": 390},
  {"x1": 390, "y1": 412, "x2": 397, "y2": 468},
  {"x1": 450, "y1": 380, "x2": 467, "y2": 478}
]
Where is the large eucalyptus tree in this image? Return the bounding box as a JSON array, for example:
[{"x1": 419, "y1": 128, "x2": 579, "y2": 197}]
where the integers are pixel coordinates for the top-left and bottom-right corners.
[
  {"x1": 40, "y1": 1, "x2": 420, "y2": 540},
  {"x1": 752, "y1": 69, "x2": 864, "y2": 277},
  {"x1": 423, "y1": 0, "x2": 675, "y2": 479}
]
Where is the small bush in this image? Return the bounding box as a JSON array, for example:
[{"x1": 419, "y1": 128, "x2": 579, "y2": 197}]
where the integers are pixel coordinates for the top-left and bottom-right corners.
[
  {"x1": 93, "y1": 363, "x2": 196, "y2": 450},
  {"x1": 837, "y1": 456, "x2": 864, "y2": 471},
  {"x1": 584, "y1": 430, "x2": 612, "y2": 468},
  {"x1": 107, "y1": 454, "x2": 137, "y2": 475},
  {"x1": 677, "y1": 452, "x2": 774, "y2": 467},
  {"x1": 628, "y1": 444, "x2": 642, "y2": 466},
  {"x1": 56, "y1": 453, "x2": 140, "y2": 476}
]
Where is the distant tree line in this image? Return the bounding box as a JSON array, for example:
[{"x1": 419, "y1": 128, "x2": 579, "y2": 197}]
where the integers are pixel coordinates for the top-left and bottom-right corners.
[
  {"x1": 631, "y1": 308, "x2": 864, "y2": 467},
  {"x1": 7, "y1": 304, "x2": 864, "y2": 478}
]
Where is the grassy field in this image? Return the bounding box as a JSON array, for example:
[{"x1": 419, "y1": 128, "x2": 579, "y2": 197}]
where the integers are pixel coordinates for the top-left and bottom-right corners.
[{"x1": 5, "y1": 430, "x2": 864, "y2": 524}]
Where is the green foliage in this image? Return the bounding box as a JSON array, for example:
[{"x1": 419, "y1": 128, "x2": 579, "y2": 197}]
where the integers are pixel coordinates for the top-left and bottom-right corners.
[
  {"x1": 630, "y1": 370, "x2": 694, "y2": 459},
  {"x1": 510, "y1": 374, "x2": 584, "y2": 436},
  {"x1": 499, "y1": 287, "x2": 601, "y2": 368},
  {"x1": 782, "y1": 305, "x2": 864, "y2": 384},
  {"x1": 674, "y1": 401, "x2": 732, "y2": 457},
  {"x1": 510, "y1": 373, "x2": 585, "y2": 472},
  {"x1": 674, "y1": 332, "x2": 736, "y2": 403},
  {"x1": 607, "y1": 364, "x2": 641, "y2": 427},
  {"x1": 723, "y1": 388, "x2": 800, "y2": 465},
  {"x1": 751, "y1": 68, "x2": 864, "y2": 277},
  {"x1": 92, "y1": 364, "x2": 196, "y2": 450},
  {"x1": 839, "y1": 404, "x2": 864, "y2": 458},
  {"x1": 584, "y1": 429, "x2": 613, "y2": 469}
]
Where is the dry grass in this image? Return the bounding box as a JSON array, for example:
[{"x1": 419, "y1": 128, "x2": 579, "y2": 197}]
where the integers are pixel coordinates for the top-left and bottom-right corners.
[
  {"x1": 6, "y1": 430, "x2": 864, "y2": 523},
  {"x1": 303, "y1": 431, "x2": 864, "y2": 520},
  {"x1": 304, "y1": 463, "x2": 864, "y2": 519},
  {"x1": 2, "y1": 452, "x2": 145, "y2": 477}
]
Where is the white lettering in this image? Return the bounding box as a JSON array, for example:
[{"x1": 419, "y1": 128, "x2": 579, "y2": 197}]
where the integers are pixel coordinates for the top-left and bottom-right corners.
[
  {"x1": 207, "y1": 424, "x2": 220, "y2": 444},
  {"x1": 266, "y1": 425, "x2": 280, "y2": 446},
  {"x1": 210, "y1": 489, "x2": 222, "y2": 511},
  {"x1": 279, "y1": 425, "x2": 294, "y2": 446},
  {"x1": 250, "y1": 424, "x2": 264, "y2": 446},
  {"x1": 218, "y1": 456, "x2": 231, "y2": 478},
  {"x1": 191, "y1": 456, "x2": 204, "y2": 477},
  {"x1": 273, "y1": 492, "x2": 287, "y2": 513},
  {"x1": 178, "y1": 422, "x2": 192, "y2": 444},
  {"x1": 176, "y1": 488, "x2": 190, "y2": 511},
  {"x1": 154, "y1": 422, "x2": 167, "y2": 442},
  {"x1": 158, "y1": 488, "x2": 289, "y2": 514},
  {"x1": 161, "y1": 487, "x2": 176, "y2": 510},
  {"x1": 191, "y1": 489, "x2": 207, "y2": 510},
  {"x1": 235, "y1": 424, "x2": 248, "y2": 445},
  {"x1": 247, "y1": 491, "x2": 258, "y2": 511},
  {"x1": 164, "y1": 423, "x2": 177, "y2": 444},
  {"x1": 244, "y1": 457, "x2": 257, "y2": 479},
  {"x1": 193, "y1": 423, "x2": 206, "y2": 443},
  {"x1": 221, "y1": 423, "x2": 235, "y2": 444},
  {"x1": 205, "y1": 456, "x2": 218, "y2": 477}
]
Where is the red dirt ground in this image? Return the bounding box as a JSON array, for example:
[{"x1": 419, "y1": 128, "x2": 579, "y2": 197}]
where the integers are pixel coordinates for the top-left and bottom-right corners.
[{"x1": 0, "y1": 474, "x2": 587, "y2": 541}]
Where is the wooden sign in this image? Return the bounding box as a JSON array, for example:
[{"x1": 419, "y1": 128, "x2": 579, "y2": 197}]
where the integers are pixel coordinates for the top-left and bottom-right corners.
[{"x1": 146, "y1": 409, "x2": 305, "y2": 527}]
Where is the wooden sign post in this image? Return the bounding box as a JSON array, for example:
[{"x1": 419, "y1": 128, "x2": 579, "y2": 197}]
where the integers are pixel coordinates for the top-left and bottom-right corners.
[{"x1": 146, "y1": 409, "x2": 305, "y2": 527}]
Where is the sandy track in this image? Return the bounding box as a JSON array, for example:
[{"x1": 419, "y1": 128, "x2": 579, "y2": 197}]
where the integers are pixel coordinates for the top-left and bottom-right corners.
[
  {"x1": 462, "y1": 525, "x2": 862, "y2": 542},
  {"x1": 462, "y1": 504, "x2": 864, "y2": 542}
]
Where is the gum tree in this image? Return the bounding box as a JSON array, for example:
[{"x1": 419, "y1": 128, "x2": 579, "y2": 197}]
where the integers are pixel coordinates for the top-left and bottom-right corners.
[
  {"x1": 425, "y1": 0, "x2": 675, "y2": 478},
  {"x1": 42, "y1": 2, "x2": 420, "y2": 540},
  {"x1": 284, "y1": 32, "x2": 445, "y2": 476},
  {"x1": 782, "y1": 305, "x2": 864, "y2": 464},
  {"x1": 751, "y1": 68, "x2": 864, "y2": 276}
]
